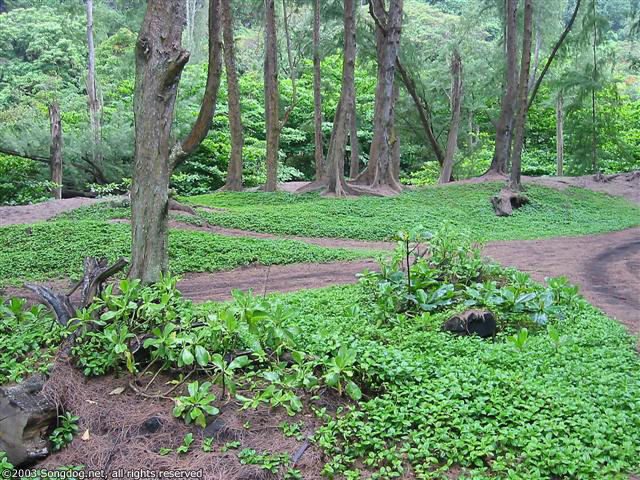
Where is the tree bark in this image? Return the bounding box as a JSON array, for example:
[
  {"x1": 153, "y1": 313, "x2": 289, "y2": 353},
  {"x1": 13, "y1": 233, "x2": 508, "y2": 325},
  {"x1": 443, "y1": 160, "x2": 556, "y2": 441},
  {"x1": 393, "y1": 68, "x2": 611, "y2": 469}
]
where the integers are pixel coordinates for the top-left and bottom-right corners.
[
  {"x1": 221, "y1": 0, "x2": 244, "y2": 191},
  {"x1": 326, "y1": 0, "x2": 357, "y2": 196},
  {"x1": 130, "y1": 0, "x2": 222, "y2": 284},
  {"x1": 355, "y1": 0, "x2": 403, "y2": 192},
  {"x1": 509, "y1": 0, "x2": 533, "y2": 191},
  {"x1": 489, "y1": 0, "x2": 518, "y2": 175},
  {"x1": 313, "y1": 0, "x2": 324, "y2": 180},
  {"x1": 48, "y1": 103, "x2": 62, "y2": 200},
  {"x1": 349, "y1": 93, "x2": 360, "y2": 179},
  {"x1": 86, "y1": 0, "x2": 103, "y2": 182},
  {"x1": 439, "y1": 49, "x2": 463, "y2": 184},
  {"x1": 263, "y1": 0, "x2": 279, "y2": 192},
  {"x1": 396, "y1": 57, "x2": 445, "y2": 166},
  {"x1": 556, "y1": 92, "x2": 564, "y2": 176}
]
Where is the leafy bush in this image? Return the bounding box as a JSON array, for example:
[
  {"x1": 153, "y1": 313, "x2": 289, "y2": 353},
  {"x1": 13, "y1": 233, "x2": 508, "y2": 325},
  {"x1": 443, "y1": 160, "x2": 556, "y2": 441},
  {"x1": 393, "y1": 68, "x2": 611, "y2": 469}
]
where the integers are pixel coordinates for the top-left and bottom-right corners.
[
  {"x1": 0, "y1": 154, "x2": 56, "y2": 206},
  {"x1": 0, "y1": 297, "x2": 65, "y2": 383}
]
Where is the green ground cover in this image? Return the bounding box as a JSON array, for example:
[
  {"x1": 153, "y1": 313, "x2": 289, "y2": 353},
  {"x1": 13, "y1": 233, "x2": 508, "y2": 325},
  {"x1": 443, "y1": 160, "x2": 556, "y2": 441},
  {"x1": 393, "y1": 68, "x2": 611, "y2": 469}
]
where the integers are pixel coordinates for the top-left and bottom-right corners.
[
  {"x1": 0, "y1": 221, "x2": 372, "y2": 286},
  {"x1": 185, "y1": 184, "x2": 640, "y2": 241},
  {"x1": 2, "y1": 229, "x2": 639, "y2": 478}
]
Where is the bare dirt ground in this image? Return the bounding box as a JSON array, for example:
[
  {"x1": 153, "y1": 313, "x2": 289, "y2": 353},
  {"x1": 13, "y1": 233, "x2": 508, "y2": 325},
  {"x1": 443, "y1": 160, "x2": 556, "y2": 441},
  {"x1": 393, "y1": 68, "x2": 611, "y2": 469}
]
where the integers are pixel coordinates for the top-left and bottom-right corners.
[
  {"x1": 0, "y1": 197, "x2": 107, "y2": 226},
  {"x1": 177, "y1": 260, "x2": 379, "y2": 302},
  {"x1": 485, "y1": 228, "x2": 640, "y2": 334}
]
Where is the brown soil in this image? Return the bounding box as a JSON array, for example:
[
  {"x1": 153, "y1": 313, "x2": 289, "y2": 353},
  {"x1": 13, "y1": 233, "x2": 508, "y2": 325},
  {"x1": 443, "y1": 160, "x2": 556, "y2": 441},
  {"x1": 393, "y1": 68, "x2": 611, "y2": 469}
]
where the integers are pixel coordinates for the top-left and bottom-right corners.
[
  {"x1": 0, "y1": 197, "x2": 107, "y2": 226},
  {"x1": 177, "y1": 260, "x2": 378, "y2": 302},
  {"x1": 484, "y1": 227, "x2": 640, "y2": 334}
]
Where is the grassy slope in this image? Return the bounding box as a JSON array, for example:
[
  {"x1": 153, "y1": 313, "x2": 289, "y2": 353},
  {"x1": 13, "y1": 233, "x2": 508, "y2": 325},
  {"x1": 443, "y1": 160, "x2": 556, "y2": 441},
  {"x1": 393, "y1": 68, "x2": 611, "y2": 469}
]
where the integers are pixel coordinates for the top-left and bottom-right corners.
[
  {"x1": 253, "y1": 284, "x2": 640, "y2": 478},
  {"x1": 185, "y1": 184, "x2": 640, "y2": 241},
  {"x1": 0, "y1": 221, "x2": 371, "y2": 286}
]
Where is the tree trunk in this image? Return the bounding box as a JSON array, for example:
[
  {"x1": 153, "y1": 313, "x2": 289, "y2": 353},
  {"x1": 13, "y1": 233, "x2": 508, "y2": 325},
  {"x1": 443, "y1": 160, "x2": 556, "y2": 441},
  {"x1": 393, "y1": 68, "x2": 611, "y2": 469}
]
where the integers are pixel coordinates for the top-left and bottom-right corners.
[
  {"x1": 185, "y1": 0, "x2": 198, "y2": 52},
  {"x1": 396, "y1": 57, "x2": 445, "y2": 167},
  {"x1": 86, "y1": 0, "x2": 103, "y2": 182},
  {"x1": 489, "y1": 0, "x2": 518, "y2": 175},
  {"x1": 349, "y1": 93, "x2": 360, "y2": 179},
  {"x1": 326, "y1": 0, "x2": 357, "y2": 196},
  {"x1": 221, "y1": 0, "x2": 244, "y2": 191},
  {"x1": 355, "y1": 0, "x2": 403, "y2": 192},
  {"x1": 131, "y1": 0, "x2": 222, "y2": 284},
  {"x1": 439, "y1": 49, "x2": 463, "y2": 184},
  {"x1": 528, "y1": 28, "x2": 541, "y2": 93},
  {"x1": 556, "y1": 92, "x2": 564, "y2": 176},
  {"x1": 48, "y1": 103, "x2": 62, "y2": 199},
  {"x1": 312, "y1": 0, "x2": 324, "y2": 181},
  {"x1": 264, "y1": 0, "x2": 279, "y2": 192},
  {"x1": 509, "y1": 0, "x2": 533, "y2": 191}
]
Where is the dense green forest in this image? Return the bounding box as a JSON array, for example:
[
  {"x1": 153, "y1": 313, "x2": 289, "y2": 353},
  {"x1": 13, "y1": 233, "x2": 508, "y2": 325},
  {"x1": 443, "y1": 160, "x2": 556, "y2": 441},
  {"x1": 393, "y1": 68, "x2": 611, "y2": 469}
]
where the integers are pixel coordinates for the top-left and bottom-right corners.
[
  {"x1": 0, "y1": 0, "x2": 638, "y2": 205},
  {"x1": 1, "y1": 1, "x2": 640, "y2": 478}
]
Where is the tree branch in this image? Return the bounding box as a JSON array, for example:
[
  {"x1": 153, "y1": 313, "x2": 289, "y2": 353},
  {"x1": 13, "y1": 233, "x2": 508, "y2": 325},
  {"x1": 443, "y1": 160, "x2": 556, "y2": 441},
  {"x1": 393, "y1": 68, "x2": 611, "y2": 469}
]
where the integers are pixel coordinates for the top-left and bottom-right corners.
[
  {"x1": 0, "y1": 146, "x2": 50, "y2": 164},
  {"x1": 528, "y1": 0, "x2": 582, "y2": 109},
  {"x1": 172, "y1": 0, "x2": 223, "y2": 169}
]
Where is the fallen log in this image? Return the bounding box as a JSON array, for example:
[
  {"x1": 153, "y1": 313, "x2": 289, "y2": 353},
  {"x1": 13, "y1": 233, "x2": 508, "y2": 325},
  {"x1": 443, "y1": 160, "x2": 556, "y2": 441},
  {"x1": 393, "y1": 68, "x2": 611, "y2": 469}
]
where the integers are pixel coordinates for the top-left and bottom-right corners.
[{"x1": 0, "y1": 375, "x2": 56, "y2": 466}]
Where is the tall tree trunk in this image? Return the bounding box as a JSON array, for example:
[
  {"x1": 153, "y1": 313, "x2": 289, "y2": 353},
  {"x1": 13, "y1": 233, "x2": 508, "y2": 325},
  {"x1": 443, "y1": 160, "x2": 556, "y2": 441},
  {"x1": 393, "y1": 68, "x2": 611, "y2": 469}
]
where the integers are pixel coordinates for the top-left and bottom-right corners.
[
  {"x1": 349, "y1": 93, "x2": 360, "y2": 179},
  {"x1": 556, "y1": 92, "x2": 564, "y2": 176},
  {"x1": 528, "y1": 28, "x2": 541, "y2": 93},
  {"x1": 509, "y1": 0, "x2": 533, "y2": 191},
  {"x1": 326, "y1": 0, "x2": 357, "y2": 196},
  {"x1": 355, "y1": 0, "x2": 403, "y2": 192},
  {"x1": 264, "y1": 0, "x2": 279, "y2": 192},
  {"x1": 439, "y1": 49, "x2": 463, "y2": 184},
  {"x1": 131, "y1": 0, "x2": 222, "y2": 284},
  {"x1": 396, "y1": 58, "x2": 445, "y2": 166},
  {"x1": 591, "y1": 0, "x2": 598, "y2": 173},
  {"x1": 312, "y1": 0, "x2": 324, "y2": 180},
  {"x1": 86, "y1": 0, "x2": 103, "y2": 182},
  {"x1": 221, "y1": 0, "x2": 244, "y2": 191},
  {"x1": 48, "y1": 103, "x2": 62, "y2": 200},
  {"x1": 489, "y1": 0, "x2": 518, "y2": 175},
  {"x1": 185, "y1": 0, "x2": 197, "y2": 52}
]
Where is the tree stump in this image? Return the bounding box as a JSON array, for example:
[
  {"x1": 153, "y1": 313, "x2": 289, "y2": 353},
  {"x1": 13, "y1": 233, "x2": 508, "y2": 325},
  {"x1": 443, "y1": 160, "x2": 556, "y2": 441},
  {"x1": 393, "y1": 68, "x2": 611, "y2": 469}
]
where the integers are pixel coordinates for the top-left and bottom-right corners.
[
  {"x1": 24, "y1": 256, "x2": 128, "y2": 325},
  {"x1": 490, "y1": 188, "x2": 529, "y2": 216},
  {"x1": 443, "y1": 309, "x2": 497, "y2": 338},
  {"x1": 0, "y1": 375, "x2": 56, "y2": 466}
]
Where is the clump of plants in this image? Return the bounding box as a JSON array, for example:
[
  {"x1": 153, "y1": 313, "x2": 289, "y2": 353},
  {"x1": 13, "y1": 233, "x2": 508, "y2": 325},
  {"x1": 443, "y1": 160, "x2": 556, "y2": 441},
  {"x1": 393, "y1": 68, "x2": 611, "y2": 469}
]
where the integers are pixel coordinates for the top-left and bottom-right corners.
[
  {"x1": 0, "y1": 297, "x2": 65, "y2": 383},
  {"x1": 359, "y1": 224, "x2": 579, "y2": 333}
]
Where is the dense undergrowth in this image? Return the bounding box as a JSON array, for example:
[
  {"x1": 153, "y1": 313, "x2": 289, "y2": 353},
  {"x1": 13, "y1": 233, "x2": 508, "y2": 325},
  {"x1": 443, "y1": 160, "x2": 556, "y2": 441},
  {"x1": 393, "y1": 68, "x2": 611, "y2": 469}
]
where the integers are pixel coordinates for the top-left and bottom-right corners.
[
  {"x1": 185, "y1": 184, "x2": 640, "y2": 241},
  {"x1": 1, "y1": 228, "x2": 639, "y2": 478},
  {"x1": 0, "y1": 221, "x2": 371, "y2": 286}
]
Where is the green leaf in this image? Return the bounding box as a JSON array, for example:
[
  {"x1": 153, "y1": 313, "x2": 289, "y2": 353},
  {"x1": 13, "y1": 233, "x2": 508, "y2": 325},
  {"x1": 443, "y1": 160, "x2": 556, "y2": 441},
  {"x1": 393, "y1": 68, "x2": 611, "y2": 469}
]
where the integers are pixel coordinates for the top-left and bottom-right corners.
[
  {"x1": 195, "y1": 345, "x2": 210, "y2": 367},
  {"x1": 346, "y1": 380, "x2": 362, "y2": 401}
]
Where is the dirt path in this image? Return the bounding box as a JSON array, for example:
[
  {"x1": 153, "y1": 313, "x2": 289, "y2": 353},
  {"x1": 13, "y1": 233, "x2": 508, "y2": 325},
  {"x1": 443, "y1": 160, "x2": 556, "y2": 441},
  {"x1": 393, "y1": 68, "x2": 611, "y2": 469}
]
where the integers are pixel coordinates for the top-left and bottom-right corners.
[
  {"x1": 0, "y1": 197, "x2": 108, "y2": 226},
  {"x1": 484, "y1": 227, "x2": 640, "y2": 334},
  {"x1": 177, "y1": 260, "x2": 378, "y2": 301}
]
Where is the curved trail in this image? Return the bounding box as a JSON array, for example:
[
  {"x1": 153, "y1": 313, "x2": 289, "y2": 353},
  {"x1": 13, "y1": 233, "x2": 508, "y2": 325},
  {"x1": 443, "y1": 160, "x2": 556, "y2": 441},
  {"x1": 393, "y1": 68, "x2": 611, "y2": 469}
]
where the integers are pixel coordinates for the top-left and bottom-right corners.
[{"x1": 1, "y1": 192, "x2": 638, "y2": 333}]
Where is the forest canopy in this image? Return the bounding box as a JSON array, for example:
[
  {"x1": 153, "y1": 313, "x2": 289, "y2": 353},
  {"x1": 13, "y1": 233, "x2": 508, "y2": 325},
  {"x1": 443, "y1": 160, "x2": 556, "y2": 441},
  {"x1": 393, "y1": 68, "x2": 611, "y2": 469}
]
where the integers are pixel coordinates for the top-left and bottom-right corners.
[{"x1": 0, "y1": 0, "x2": 638, "y2": 205}]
